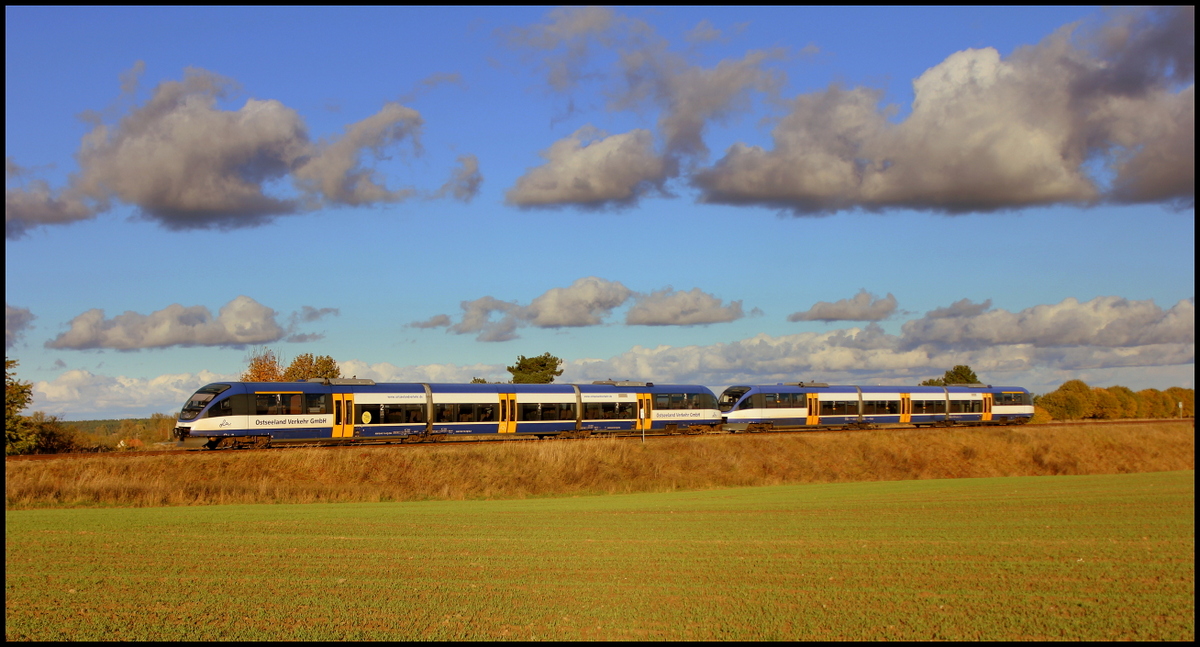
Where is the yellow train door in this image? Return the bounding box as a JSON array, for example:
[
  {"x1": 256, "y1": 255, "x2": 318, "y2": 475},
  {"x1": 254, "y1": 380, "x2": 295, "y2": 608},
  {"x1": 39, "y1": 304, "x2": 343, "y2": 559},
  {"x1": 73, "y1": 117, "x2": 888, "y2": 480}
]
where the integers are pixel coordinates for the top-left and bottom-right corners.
[
  {"x1": 900, "y1": 394, "x2": 911, "y2": 424},
  {"x1": 636, "y1": 393, "x2": 654, "y2": 432},
  {"x1": 982, "y1": 393, "x2": 993, "y2": 421},
  {"x1": 333, "y1": 393, "x2": 355, "y2": 438},
  {"x1": 497, "y1": 393, "x2": 517, "y2": 433},
  {"x1": 806, "y1": 394, "x2": 820, "y2": 426}
]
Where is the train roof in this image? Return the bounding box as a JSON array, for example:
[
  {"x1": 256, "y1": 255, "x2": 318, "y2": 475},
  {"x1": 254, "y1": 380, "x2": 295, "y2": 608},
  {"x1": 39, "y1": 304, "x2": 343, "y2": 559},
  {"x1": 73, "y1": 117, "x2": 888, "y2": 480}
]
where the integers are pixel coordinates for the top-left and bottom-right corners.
[{"x1": 196, "y1": 381, "x2": 715, "y2": 394}]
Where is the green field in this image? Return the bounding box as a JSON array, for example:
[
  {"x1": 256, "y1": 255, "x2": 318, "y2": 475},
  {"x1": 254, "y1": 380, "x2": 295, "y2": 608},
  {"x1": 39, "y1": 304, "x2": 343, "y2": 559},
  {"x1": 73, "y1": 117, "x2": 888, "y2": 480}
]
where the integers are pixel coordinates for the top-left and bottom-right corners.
[{"x1": 6, "y1": 471, "x2": 1193, "y2": 640}]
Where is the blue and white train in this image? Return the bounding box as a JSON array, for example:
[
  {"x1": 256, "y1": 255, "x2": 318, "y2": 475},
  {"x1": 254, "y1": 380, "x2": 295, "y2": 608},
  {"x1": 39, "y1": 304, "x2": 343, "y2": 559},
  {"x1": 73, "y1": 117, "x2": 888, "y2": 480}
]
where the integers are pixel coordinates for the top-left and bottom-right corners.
[
  {"x1": 173, "y1": 379, "x2": 721, "y2": 449},
  {"x1": 718, "y1": 382, "x2": 1034, "y2": 431}
]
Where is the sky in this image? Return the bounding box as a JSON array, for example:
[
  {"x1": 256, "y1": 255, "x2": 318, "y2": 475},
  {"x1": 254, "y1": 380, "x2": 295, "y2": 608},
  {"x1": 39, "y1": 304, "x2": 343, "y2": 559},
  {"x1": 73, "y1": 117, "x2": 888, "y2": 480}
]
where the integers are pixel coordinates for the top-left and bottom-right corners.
[{"x1": 5, "y1": 6, "x2": 1194, "y2": 420}]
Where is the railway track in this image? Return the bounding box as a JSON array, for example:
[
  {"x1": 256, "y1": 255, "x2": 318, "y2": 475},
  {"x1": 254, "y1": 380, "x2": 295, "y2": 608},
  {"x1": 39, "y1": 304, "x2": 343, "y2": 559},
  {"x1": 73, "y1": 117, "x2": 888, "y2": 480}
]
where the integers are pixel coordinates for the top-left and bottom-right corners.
[{"x1": 6, "y1": 418, "x2": 1190, "y2": 463}]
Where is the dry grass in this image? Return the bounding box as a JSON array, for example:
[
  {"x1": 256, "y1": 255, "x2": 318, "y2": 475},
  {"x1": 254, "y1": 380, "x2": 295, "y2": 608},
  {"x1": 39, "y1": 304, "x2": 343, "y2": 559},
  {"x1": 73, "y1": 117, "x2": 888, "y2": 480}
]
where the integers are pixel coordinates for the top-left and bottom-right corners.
[{"x1": 5, "y1": 422, "x2": 1193, "y2": 509}]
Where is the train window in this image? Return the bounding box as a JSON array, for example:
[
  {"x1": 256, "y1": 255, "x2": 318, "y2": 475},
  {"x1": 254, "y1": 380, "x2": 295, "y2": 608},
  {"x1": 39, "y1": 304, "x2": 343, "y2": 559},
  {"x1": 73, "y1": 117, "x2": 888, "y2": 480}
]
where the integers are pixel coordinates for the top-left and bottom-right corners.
[
  {"x1": 436, "y1": 403, "x2": 455, "y2": 423},
  {"x1": 718, "y1": 387, "x2": 751, "y2": 412},
  {"x1": 584, "y1": 402, "x2": 618, "y2": 419},
  {"x1": 693, "y1": 393, "x2": 716, "y2": 410},
  {"x1": 458, "y1": 403, "x2": 476, "y2": 422},
  {"x1": 357, "y1": 404, "x2": 382, "y2": 424},
  {"x1": 306, "y1": 394, "x2": 328, "y2": 414},
  {"x1": 382, "y1": 405, "x2": 404, "y2": 424},
  {"x1": 738, "y1": 398, "x2": 754, "y2": 410},
  {"x1": 763, "y1": 393, "x2": 779, "y2": 408},
  {"x1": 670, "y1": 393, "x2": 687, "y2": 409},
  {"x1": 478, "y1": 403, "x2": 496, "y2": 422},
  {"x1": 256, "y1": 393, "x2": 304, "y2": 416},
  {"x1": 655, "y1": 394, "x2": 670, "y2": 409},
  {"x1": 206, "y1": 397, "x2": 234, "y2": 418},
  {"x1": 519, "y1": 403, "x2": 542, "y2": 421},
  {"x1": 614, "y1": 402, "x2": 634, "y2": 418},
  {"x1": 995, "y1": 392, "x2": 1031, "y2": 406},
  {"x1": 180, "y1": 384, "x2": 231, "y2": 420},
  {"x1": 820, "y1": 401, "x2": 857, "y2": 415},
  {"x1": 950, "y1": 400, "x2": 983, "y2": 413},
  {"x1": 912, "y1": 399, "x2": 947, "y2": 414},
  {"x1": 863, "y1": 400, "x2": 899, "y2": 415}
]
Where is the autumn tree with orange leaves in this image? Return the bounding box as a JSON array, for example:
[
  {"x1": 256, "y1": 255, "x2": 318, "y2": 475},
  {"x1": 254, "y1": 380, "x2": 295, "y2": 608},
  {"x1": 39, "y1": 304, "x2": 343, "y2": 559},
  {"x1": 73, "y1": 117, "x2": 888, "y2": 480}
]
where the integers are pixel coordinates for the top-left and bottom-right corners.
[{"x1": 241, "y1": 347, "x2": 341, "y2": 382}]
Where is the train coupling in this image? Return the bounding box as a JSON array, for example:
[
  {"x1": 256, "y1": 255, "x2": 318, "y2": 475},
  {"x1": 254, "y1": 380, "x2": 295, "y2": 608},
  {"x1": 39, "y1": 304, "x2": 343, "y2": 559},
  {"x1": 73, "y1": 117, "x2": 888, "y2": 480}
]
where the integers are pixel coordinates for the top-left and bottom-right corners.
[{"x1": 173, "y1": 426, "x2": 191, "y2": 441}]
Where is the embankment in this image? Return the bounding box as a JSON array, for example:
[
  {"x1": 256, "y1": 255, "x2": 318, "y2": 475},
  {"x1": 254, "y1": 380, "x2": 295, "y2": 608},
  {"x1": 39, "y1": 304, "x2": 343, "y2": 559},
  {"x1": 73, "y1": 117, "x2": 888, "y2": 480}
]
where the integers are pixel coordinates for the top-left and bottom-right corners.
[{"x1": 5, "y1": 421, "x2": 1193, "y2": 509}]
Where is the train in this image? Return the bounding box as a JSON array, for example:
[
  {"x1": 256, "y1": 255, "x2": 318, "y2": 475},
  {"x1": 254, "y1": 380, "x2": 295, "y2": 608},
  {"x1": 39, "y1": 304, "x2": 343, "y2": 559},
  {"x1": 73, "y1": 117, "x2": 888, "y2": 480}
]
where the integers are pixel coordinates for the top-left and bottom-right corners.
[
  {"x1": 173, "y1": 378, "x2": 1033, "y2": 449},
  {"x1": 718, "y1": 382, "x2": 1034, "y2": 431},
  {"x1": 173, "y1": 379, "x2": 721, "y2": 449}
]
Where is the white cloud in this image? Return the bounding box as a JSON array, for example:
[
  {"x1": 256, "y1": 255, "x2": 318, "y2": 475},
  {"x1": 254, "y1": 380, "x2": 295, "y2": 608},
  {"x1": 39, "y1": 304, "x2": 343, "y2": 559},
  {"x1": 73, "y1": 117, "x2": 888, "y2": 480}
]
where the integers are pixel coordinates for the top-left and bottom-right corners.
[
  {"x1": 6, "y1": 303, "x2": 36, "y2": 349},
  {"x1": 45, "y1": 296, "x2": 286, "y2": 350},
  {"x1": 413, "y1": 277, "x2": 749, "y2": 341},
  {"x1": 900, "y1": 296, "x2": 1195, "y2": 350},
  {"x1": 32, "y1": 368, "x2": 233, "y2": 418},
  {"x1": 693, "y1": 7, "x2": 1194, "y2": 213},
  {"x1": 525, "y1": 277, "x2": 634, "y2": 327},
  {"x1": 625, "y1": 287, "x2": 744, "y2": 325},
  {"x1": 506, "y1": 127, "x2": 669, "y2": 208},
  {"x1": 6, "y1": 66, "x2": 471, "y2": 238},
  {"x1": 788, "y1": 290, "x2": 898, "y2": 322}
]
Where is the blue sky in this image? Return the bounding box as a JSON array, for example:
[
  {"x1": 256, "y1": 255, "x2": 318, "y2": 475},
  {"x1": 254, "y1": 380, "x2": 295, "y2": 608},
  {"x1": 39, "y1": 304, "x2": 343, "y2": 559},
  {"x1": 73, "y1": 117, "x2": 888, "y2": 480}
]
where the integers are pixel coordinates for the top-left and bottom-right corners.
[{"x1": 5, "y1": 6, "x2": 1194, "y2": 419}]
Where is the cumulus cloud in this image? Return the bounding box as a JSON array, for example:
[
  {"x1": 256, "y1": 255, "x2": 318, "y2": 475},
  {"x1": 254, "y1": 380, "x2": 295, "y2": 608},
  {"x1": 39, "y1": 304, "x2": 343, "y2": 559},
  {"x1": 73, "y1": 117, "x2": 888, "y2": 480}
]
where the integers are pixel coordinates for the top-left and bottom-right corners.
[
  {"x1": 414, "y1": 277, "x2": 747, "y2": 341},
  {"x1": 506, "y1": 127, "x2": 669, "y2": 208},
  {"x1": 788, "y1": 290, "x2": 898, "y2": 322},
  {"x1": 6, "y1": 303, "x2": 36, "y2": 349},
  {"x1": 505, "y1": 7, "x2": 782, "y2": 208},
  {"x1": 446, "y1": 296, "x2": 524, "y2": 343},
  {"x1": 925, "y1": 298, "x2": 993, "y2": 319},
  {"x1": 45, "y1": 296, "x2": 287, "y2": 350},
  {"x1": 900, "y1": 296, "x2": 1195, "y2": 350},
  {"x1": 32, "y1": 368, "x2": 234, "y2": 418},
  {"x1": 694, "y1": 6, "x2": 1195, "y2": 214},
  {"x1": 6, "y1": 65, "x2": 476, "y2": 239},
  {"x1": 525, "y1": 277, "x2": 634, "y2": 327},
  {"x1": 626, "y1": 288, "x2": 745, "y2": 325},
  {"x1": 561, "y1": 297, "x2": 1193, "y2": 391}
]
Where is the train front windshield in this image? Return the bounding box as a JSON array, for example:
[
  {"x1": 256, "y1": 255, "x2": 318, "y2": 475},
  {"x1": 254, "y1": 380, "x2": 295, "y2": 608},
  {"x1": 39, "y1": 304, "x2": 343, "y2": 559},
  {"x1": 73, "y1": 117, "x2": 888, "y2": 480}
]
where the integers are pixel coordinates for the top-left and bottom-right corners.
[
  {"x1": 718, "y1": 387, "x2": 751, "y2": 412},
  {"x1": 179, "y1": 384, "x2": 231, "y2": 421}
]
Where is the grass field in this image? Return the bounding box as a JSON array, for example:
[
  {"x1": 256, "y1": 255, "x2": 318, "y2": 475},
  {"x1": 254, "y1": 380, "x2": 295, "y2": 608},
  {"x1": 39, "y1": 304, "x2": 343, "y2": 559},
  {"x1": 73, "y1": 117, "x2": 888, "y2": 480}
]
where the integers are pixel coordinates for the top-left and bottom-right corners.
[{"x1": 5, "y1": 471, "x2": 1193, "y2": 641}]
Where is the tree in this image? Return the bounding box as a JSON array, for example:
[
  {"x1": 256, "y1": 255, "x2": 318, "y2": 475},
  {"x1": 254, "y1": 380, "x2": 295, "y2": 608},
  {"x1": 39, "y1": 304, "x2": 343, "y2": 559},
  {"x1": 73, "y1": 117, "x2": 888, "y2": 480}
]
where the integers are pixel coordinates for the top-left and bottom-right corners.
[
  {"x1": 24, "y1": 411, "x2": 81, "y2": 454},
  {"x1": 1164, "y1": 387, "x2": 1194, "y2": 418},
  {"x1": 506, "y1": 352, "x2": 564, "y2": 384},
  {"x1": 241, "y1": 346, "x2": 284, "y2": 382},
  {"x1": 282, "y1": 353, "x2": 341, "y2": 382},
  {"x1": 1106, "y1": 385, "x2": 1140, "y2": 419},
  {"x1": 920, "y1": 365, "x2": 980, "y2": 386},
  {"x1": 1090, "y1": 387, "x2": 1122, "y2": 420},
  {"x1": 1038, "y1": 379, "x2": 1096, "y2": 420},
  {"x1": 6, "y1": 358, "x2": 36, "y2": 455},
  {"x1": 1137, "y1": 388, "x2": 1176, "y2": 418}
]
